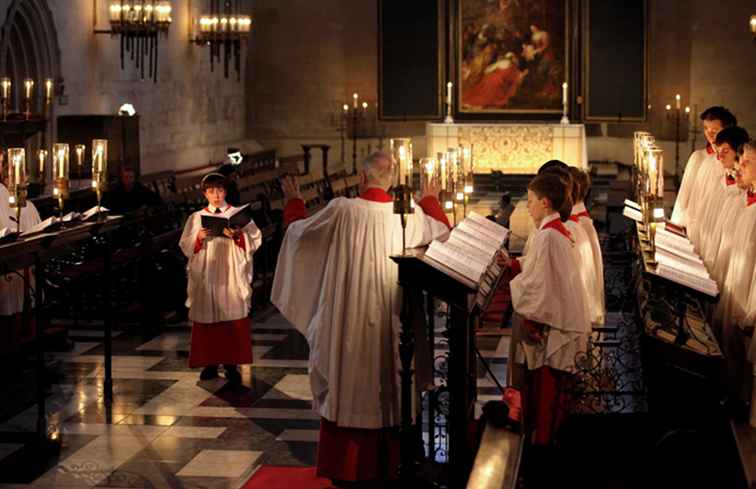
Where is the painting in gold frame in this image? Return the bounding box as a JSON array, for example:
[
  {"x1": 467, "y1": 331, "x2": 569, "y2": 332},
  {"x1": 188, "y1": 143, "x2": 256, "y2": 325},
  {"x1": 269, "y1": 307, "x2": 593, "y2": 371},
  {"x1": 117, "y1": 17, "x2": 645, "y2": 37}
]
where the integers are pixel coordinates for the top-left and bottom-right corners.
[{"x1": 458, "y1": 0, "x2": 568, "y2": 114}]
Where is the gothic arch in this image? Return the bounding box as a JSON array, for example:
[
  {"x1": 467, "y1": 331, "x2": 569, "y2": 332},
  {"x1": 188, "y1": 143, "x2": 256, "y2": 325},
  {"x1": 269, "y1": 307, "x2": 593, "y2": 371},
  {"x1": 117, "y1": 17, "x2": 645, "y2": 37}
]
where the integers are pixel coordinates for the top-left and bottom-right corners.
[{"x1": 0, "y1": 0, "x2": 61, "y2": 109}]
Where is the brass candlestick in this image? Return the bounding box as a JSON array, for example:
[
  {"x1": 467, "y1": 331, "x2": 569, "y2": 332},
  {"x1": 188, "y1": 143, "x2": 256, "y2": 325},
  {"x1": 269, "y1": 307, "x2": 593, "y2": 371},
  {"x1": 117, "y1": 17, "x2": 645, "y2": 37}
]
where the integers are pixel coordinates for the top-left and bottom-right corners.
[
  {"x1": 52, "y1": 143, "x2": 70, "y2": 218},
  {"x1": 7, "y1": 148, "x2": 28, "y2": 233},
  {"x1": 391, "y1": 138, "x2": 414, "y2": 253},
  {"x1": 92, "y1": 139, "x2": 108, "y2": 216}
]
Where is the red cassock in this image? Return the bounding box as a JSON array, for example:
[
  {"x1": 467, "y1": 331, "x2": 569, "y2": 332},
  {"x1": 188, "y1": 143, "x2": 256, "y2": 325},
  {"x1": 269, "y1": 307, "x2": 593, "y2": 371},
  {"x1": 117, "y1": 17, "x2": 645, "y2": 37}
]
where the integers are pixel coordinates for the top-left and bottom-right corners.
[
  {"x1": 463, "y1": 65, "x2": 521, "y2": 108},
  {"x1": 188, "y1": 317, "x2": 253, "y2": 368},
  {"x1": 282, "y1": 188, "x2": 449, "y2": 482}
]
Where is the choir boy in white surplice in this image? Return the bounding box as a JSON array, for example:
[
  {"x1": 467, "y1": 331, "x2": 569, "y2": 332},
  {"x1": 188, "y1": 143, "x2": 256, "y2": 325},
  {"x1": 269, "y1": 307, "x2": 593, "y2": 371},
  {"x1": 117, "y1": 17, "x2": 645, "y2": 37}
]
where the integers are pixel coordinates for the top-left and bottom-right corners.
[
  {"x1": 676, "y1": 107, "x2": 738, "y2": 249},
  {"x1": 271, "y1": 151, "x2": 450, "y2": 485},
  {"x1": 699, "y1": 127, "x2": 750, "y2": 271},
  {"x1": 508, "y1": 173, "x2": 591, "y2": 447},
  {"x1": 714, "y1": 140, "x2": 756, "y2": 404},
  {"x1": 569, "y1": 167, "x2": 605, "y2": 326},
  {"x1": 0, "y1": 177, "x2": 42, "y2": 353},
  {"x1": 179, "y1": 173, "x2": 262, "y2": 384}
]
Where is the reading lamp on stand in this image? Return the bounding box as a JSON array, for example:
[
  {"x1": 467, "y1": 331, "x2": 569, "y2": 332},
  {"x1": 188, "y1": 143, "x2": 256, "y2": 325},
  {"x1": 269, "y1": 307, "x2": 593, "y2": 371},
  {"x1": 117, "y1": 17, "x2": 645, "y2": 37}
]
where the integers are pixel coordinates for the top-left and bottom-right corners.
[
  {"x1": 7, "y1": 148, "x2": 28, "y2": 234},
  {"x1": 52, "y1": 144, "x2": 70, "y2": 219},
  {"x1": 92, "y1": 139, "x2": 108, "y2": 217},
  {"x1": 390, "y1": 138, "x2": 414, "y2": 254}
]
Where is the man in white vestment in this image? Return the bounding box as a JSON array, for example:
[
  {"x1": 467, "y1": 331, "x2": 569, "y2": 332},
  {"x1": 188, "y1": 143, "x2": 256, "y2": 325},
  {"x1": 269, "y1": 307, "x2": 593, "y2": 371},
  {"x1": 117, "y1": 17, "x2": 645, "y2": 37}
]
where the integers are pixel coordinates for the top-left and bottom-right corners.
[{"x1": 271, "y1": 151, "x2": 450, "y2": 486}]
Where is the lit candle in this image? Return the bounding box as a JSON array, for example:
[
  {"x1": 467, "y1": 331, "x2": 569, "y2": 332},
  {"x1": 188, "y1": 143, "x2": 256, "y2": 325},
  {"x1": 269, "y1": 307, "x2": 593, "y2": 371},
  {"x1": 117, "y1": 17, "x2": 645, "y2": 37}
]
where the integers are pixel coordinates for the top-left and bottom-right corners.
[
  {"x1": 24, "y1": 79, "x2": 33, "y2": 99},
  {"x1": 1, "y1": 77, "x2": 10, "y2": 99},
  {"x1": 353, "y1": 93, "x2": 358, "y2": 109},
  {"x1": 53, "y1": 143, "x2": 69, "y2": 179},
  {"x1": 45, "y1": 78, "x2": 53, "y2": 102},
  {"x1": 675, "y1": 94, "x2": 681, "y2": 110},
  {"x1": 75, "y1": 144, "x2": 85, "y2": 168},
  {"x1": 362, "y1": 101, "x2": 368, "y2": 111},
  {"x1": 38, "y1": 149, "x2": 47, "y2": 174},
  {"x1": 665, "y1": 104, "x2": 671, "y2": 111},
  {"x1": 439, "y1": 153, "x2": 447, "y2": 190},
  {"x1": 110, "y1": 4, "x2": 121, "y2": 22},
  {"x1": 342, "y1": 104, "x2": 348, "y2": 113},
  {"x1": 685, "y1": 106, "x2": 690, "y2": 115},
  {"x1": 562, "y1": 82, "x2": 568, "y2": 107},
  {"x1": 446, "y1": 82, "x2": 452, "y2": 106}
]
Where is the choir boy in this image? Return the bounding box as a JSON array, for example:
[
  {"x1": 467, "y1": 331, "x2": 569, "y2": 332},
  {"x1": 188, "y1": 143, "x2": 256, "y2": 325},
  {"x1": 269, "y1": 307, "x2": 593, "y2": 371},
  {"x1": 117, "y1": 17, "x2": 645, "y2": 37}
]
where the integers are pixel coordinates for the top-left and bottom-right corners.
[
  {"x1": 699, "y1": 126, "x2": 750, "y2": 271},
  {"x1": 508, "y1": 172, "x2": 591, "y2": 447},
  {"x1": 568, "y1": 167, "x2": 605, "y2": 326},
  {"x1": 179, "y1": 173, "x2": 262, "y2": 383},
  {"x1": 272, "y1": 151, "x2": 450, "y2": 487},
  {"x1": 675, "y1": 107, "x2": 737, "y2": 248}
]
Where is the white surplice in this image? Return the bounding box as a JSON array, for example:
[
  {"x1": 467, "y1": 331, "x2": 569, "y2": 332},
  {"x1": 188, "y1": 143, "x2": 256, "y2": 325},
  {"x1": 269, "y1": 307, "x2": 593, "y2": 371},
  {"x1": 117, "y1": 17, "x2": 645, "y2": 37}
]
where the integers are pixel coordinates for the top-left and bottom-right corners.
[
  {"x1": 271, "y1": 196, "x2": 449, "y2": 429},
  {"x1": 671, "y1": 148, "x2": 709, "y2": 226},
  {"x1": 714, "y1": 197, "x2": 756, "y2": 332},
  {"x1": 575, "y1": 203, "x2": 605, "y2": 325},
  {"x1": 566, "y1": 205, "x2": 603, "y2": 326},
  {"x1": 510, "y1": 213, "x2": 591, "y2": 373},
  {"x1": 686, "y1": 152, "x2": 722, "y2": 250},
  {"x1": 179, "y1": 204, "x2": 262, "y2": 323},
  {"x1": 0, "y1": 183, "x2": 41, "y2": 316},
  {"x1": 701, "y1": 178, "x2": 742, "y2": 274}
]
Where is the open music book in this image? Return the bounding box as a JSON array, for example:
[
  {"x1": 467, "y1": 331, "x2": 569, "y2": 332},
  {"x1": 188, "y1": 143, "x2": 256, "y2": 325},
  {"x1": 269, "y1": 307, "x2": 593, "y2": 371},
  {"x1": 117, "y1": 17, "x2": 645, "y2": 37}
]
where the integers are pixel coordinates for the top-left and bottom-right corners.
[
  {"x1": 425, "y1": 212, "x2": 509, "y2": 283},
  {"x1": 201, "y1": 204, "x2": 253, "y2": 237},
  {"x1": 20, "y1": 206, "x2": 110, "y2": 236},
  {"x1": 622, "y1": 199, "x2": 642, "y2": 222},
  {"x1": 652, "y1": 223, "x2": 718, "y2": 296}
]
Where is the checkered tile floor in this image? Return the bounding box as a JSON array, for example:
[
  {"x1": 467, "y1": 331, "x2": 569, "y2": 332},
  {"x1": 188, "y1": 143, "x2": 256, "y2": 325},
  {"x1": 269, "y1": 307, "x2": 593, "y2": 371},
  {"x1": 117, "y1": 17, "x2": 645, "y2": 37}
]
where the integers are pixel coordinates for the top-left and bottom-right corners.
[{"x1": 0, "y1": 313, "x2": 508, "y2": 488}]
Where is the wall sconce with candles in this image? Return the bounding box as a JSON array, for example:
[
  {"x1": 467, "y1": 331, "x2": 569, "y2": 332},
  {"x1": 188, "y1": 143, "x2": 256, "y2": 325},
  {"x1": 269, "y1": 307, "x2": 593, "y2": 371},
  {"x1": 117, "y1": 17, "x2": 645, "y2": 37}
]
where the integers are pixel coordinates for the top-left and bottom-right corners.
[
  {"x1": 95, "y1": 1, "x2": 173, "y2": 83},
  {"x1": 191, "y1": 0, "x2": 252, "y2": 81}
]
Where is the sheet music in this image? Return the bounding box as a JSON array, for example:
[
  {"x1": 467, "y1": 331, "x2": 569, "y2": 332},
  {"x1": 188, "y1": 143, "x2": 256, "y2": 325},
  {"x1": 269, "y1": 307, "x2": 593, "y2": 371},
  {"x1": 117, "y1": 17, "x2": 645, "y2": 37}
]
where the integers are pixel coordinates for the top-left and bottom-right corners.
[
  {"x1": 623, "y1": 206, "x2": 643, "y2": 222},
  {"x1": 425, "y1": 241, "x2": 486, "y2": 282},
  {"x1": 655, "y1": 263, "x2": 719, "y2": 296},
  {"x1": 21, "y1": 217, "x2": 56, "y2": 235}
]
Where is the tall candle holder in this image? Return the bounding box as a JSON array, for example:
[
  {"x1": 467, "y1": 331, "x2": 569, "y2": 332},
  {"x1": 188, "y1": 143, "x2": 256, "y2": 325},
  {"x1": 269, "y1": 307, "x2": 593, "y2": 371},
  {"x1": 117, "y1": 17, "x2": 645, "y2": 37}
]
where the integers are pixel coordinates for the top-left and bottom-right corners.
[
  {"x1": 52, "y1": 143, "x2": 70, "y2": 218},
  {"x1": 343, "y1": 93, "x2": 368, "y2": 175},
  {"x1": 7, "y1": 148, "x2": 28, "y2": 233},
  {"x1": 560, "y1": 82, "x2": 569, "y2": 124},
  {"x1": 446, "y1": 147, "x2": 460, "y2": 225},
  {"x1": 461, "y1": 145, "x2": 474, "y2": 218},
  {"x1": 1, "y1": 77, "x2": 10, "y2": 121},
  {"x1": 390, "y1": 138, "x2": 414, "y2": 254},
  {"x1": 92, "y1": 139, "x2": 108, "y2": 215},
  {"x1": 444, "y1": 82, "x2": 454, "y2": 124},
  {"x1": 75, "y1": 144, "x2": 86, "y2": 177}
]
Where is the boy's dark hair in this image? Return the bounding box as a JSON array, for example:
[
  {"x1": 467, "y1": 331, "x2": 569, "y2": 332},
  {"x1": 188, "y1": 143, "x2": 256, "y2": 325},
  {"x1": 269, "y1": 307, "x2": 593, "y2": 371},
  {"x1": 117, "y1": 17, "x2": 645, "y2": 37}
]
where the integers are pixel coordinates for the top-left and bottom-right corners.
[
  {"x1": 201, "y1": 172, "x2": 226, "y2": 190},
  {"x1": 700, "y1": 106, "x2": 737, "y2": 128},
  {"x1": 715, "y1": 126, "x2": 750, "y2": 153},
  {"x1": 568, "y1": 166, "x2": 591, "y2": 202},
  {"x1": 539, "y1": 166, "x2": 574, "y2": 219},
  {"x1": 538, "y1": 159, "x2": 569, "y2": 174},
  {"x1": 529, "y1": 173, "x2": 570, "y2": 222}
]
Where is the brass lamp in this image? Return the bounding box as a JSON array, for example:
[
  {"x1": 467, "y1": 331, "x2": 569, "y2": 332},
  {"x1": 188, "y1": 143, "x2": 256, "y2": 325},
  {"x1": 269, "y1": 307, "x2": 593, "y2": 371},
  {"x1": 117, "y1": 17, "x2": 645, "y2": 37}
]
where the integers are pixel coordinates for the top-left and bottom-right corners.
[
  {"x1": 92, "y1": 139, "x2": 108, "y2": 213},
  {"x1": 7, "y1": 148, "x2": 27, "y2": 233},
  {"x1": 390, "y1": 138, "x2": 414, "y2": 253},
  {"x1": 52, "y1": 143, "x2": 70, "y2": 217}
]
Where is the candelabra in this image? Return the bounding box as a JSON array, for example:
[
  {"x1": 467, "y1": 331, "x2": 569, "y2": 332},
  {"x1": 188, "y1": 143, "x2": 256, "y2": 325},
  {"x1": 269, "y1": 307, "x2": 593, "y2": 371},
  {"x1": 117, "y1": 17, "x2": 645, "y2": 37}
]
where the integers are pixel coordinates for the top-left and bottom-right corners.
[
  {"x1": 632, "y1": 133, "x2": 665, "y2": 251},
  {"x1": 92, "y1": 139, "x2": 109, "y2": 215},
  {"x1": 665, "y1": 94, "x2": 690, "y2": 187},
  {"x1": 7, "y1": 148, "x2": 28, "y2": 234},
  {"x1": 192, "y1": 0, "x2": 252, "y2": 81},
  {"x1": 391, "y1": 138, "x2": 414, "y2": 254},
  {"x1": 444, "y1": 82, "x2": 454, "y2": 124},
  {"x1": 99, "y1": 1, "x2": 173, "y2": 83},
  {"x1": 75, "y1": 144, "x2": 86, "y2": 178},
  {"x1": 52, "y1": 144, "x2": 70, "y2": 218},
  {"x1": 342, "y1": 94, "x2": 369, "y2": 175}
]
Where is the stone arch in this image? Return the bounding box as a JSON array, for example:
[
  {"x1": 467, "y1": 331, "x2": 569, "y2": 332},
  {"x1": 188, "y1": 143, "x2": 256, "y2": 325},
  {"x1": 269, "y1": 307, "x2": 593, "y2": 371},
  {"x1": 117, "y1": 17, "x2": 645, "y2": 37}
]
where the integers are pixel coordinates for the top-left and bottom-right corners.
[{"x1": 0, "y1": 0, "x2": 61, "y2": 110}]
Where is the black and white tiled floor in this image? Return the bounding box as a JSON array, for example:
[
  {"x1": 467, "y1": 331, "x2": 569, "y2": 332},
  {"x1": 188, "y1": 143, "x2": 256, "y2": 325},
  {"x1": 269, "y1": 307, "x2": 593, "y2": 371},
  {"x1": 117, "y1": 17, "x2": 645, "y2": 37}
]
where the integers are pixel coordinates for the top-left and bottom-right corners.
[{"x1": 0, "y1": 313, "x2": 508, "y2": 489}]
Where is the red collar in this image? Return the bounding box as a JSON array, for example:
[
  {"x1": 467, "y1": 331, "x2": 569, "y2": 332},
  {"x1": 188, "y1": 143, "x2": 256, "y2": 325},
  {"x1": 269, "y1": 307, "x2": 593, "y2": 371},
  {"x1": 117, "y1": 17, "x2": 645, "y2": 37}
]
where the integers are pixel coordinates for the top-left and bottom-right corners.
[
  {"x1": 726, "y1": 174, "x2": 737, "y2": 186},
  {"x1": 569, "y1": 210, "x2": 590, "y2": 222},
  {"x1": 359, "y1": 188, "x2": 393, "y2": 203},
  {"x1": 748, "y1": 191, "x2": 756, "y2": 207},
  {"x1": 706, "y1": 144, "x2": 715, "y2": 155},
  {"x1": 542, "y1": 218, "x2": 573, "y2": 242}
]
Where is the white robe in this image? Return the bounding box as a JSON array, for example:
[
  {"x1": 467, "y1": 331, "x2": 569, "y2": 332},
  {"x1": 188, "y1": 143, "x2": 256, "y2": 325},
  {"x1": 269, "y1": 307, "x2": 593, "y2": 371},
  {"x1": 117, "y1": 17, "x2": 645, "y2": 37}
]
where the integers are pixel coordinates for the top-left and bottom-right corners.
[
  {"x1": 714, "y1": 197, "x2": 756, "y2": 332},
  {"x1": 671, "y1": 148, "x2": 708, "y2": 227},
  {"x1": 179, "y1": 204, "x2": 262, "y2": 323},
  {"x1": 686, "y1": 152, "x2": 722, "y2": 250},
  {"x1": 510, "y1": 213, "x2": 591, "y2": 373},
  {"x1": 271, "y1": 196, "x2": 449, "y2": 429},
  {"x1": 575, "y1": 203, "x2": 605, "y2": 325},
  {"x1": 0, "y1": 183, "x2": 41, "y2": 316},
  {"x1": 566, "y1": 205, "x2": 603, "y2": 326},
  {"x1": 701, "y1": 179, "x2": 742, "y2": 274}
]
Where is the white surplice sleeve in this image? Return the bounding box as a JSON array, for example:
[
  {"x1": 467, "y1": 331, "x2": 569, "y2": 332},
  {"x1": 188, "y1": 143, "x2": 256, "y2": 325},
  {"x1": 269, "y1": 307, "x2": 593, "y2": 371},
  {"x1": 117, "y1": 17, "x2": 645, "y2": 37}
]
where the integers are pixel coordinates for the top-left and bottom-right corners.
[
  {"x1": 179, "y1": 212, "x2": 201, "y2": 259},
  {"x1": 671, "y1": 149, "x2": 705, "y2": 226}
]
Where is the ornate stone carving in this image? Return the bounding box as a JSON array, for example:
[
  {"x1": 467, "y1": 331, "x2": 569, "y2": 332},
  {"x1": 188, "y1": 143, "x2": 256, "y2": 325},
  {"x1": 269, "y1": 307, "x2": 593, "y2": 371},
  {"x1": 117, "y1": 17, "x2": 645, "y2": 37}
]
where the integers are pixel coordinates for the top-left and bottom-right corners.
[{"x1": 458, "y1": 125, "x2": 554, "y2": 173}]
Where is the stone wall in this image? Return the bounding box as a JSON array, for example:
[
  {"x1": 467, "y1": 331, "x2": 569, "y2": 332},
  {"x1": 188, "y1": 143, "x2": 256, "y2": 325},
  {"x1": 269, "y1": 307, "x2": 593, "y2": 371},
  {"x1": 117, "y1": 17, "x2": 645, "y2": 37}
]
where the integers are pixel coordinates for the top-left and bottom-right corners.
[
  {"x1": 246, "y1": 0, "x2": 756, "y2": 177},
  {"x1": 0, "y1": 0, "x2": 261, "y2": 176}
]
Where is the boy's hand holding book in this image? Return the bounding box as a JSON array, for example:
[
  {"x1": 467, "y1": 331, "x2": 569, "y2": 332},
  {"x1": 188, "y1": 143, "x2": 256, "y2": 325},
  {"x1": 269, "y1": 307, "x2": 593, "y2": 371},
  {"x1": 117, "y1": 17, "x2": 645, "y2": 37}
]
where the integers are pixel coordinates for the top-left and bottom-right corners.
[
  {"x1": 223, "y1": 227, "x2": 242, "y2": 239},
  {"x1": 197, "y1": 228, "x2": 210, "y2": 242}
]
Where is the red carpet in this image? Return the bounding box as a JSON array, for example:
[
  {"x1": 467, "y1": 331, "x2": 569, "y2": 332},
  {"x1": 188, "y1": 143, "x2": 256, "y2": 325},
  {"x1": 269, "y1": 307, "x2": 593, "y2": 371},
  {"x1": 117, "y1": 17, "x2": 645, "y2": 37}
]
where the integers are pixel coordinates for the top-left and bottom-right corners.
[{"x1": 241, "y1": 466, "x2": 332, "y2": 489}]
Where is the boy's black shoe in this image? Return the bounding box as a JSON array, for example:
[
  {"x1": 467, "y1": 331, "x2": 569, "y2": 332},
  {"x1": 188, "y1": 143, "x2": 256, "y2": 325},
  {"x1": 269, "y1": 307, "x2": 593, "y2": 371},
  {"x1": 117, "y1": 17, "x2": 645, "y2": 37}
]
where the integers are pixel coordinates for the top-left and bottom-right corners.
[
  {"x1": 225, "y1": 364, "x2": 242, "y2": 384},
  {"x1": 199, "y1": 365, "x2": 218, "y2": 380}
]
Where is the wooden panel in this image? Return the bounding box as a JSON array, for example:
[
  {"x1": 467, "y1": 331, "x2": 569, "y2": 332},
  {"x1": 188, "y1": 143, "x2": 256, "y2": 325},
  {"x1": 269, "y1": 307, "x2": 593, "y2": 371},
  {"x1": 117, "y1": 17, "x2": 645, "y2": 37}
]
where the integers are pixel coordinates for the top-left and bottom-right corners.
[
  {"x1": 583, "y1": 0, "x2": 646, "y2": 122},
  {"x1": 378, "y1": 0, "x2": 444, "y2": 120}
]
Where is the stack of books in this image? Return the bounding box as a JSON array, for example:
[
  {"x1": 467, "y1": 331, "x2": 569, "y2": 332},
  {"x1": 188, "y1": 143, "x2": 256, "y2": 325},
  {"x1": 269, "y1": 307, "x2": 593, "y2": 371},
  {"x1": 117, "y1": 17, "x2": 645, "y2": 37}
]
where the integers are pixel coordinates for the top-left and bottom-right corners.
[
  {"x1": 653, "y1": 223, "x2": 718, "y2": 296},
  {"x1": 424, "y1": 212, "x2": 509, "y2": 284},
  {"x1": 623, "y1": 199, "x2": 642, "y2": 222}
]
